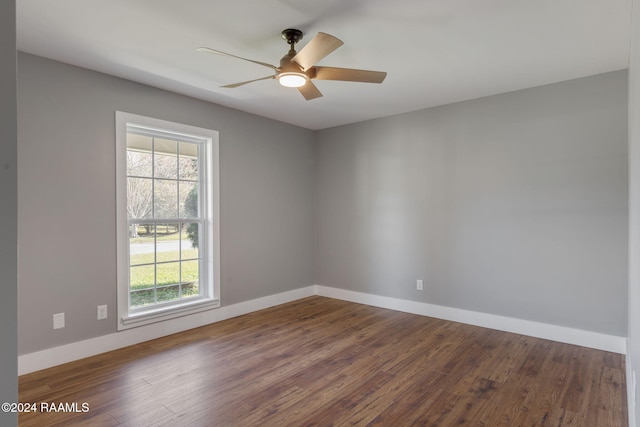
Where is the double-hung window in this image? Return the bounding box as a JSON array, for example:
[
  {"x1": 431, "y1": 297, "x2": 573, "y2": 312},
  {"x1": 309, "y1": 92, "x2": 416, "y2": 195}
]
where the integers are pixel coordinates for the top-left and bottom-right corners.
[{"x1": 116, "y1": 112, "x2": 220, "y2": 330}]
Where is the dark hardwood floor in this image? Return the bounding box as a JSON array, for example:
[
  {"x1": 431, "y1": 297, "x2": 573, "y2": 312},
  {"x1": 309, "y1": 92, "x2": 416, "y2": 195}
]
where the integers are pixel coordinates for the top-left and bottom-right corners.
[{"x1": 19, "y1": 296, "x2": 627, "y2": 426}]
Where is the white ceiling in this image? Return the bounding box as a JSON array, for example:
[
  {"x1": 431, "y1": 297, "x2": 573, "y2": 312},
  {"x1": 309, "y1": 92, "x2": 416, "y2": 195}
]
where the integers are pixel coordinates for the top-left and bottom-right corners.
[{"x1": 17, "y1": 0, "x2": 632, "y2": 130}]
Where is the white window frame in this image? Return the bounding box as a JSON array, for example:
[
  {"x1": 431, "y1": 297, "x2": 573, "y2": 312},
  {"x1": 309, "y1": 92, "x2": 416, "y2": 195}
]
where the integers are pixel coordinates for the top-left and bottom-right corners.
[{"x1": 116, "y1": 111, "x2": 220, "y2": 330}]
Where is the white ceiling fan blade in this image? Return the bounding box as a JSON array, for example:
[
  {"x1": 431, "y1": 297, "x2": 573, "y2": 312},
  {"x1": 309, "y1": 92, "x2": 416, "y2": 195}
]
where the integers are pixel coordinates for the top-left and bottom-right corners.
[
  {"x1": 197, "y1": 47, "x2": 278, "y2": 71},
  {"x1": 312, "y1": 66, "x2": 387, "y2": 83},
  {"x1": 221, "y1": 75, "x2": 276, "y2": 88},
  {"x1": 291, "y1": 32, "x2": 343, "y2": 71},
  {"x1": 297, "y1": 81, "x2": 323, "y2": 100}
]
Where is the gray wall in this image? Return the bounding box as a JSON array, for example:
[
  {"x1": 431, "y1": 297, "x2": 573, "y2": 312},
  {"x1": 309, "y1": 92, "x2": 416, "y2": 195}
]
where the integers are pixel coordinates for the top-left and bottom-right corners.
[
  {"x1": 0, "y1": 1, "x2": 17, "y2": 425},
  {"x1": 316, "y1": 71, "x2": 628, "y2": 336},
  {"x1": 17, "y1": 53, "x2": 316, "y2": 355},
  {"x1": 628, "y1": 0, "x2": 640, "y2": 424}
]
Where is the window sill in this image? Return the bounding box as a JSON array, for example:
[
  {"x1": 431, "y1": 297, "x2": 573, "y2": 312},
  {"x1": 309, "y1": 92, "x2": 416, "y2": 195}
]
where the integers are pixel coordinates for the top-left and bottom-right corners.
[{"x1": 118, "y1": 298, "x2": 220, "y2": 331}]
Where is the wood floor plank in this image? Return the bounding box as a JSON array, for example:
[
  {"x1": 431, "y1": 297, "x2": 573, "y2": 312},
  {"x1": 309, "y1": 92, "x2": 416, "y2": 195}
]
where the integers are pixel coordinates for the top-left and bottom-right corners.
[
  {"x1": 19, "y1": 296, "x2": 627, "y2": 426},
  {"x1": 363, "y1": 369, "x2": 448, "y2": 426}
]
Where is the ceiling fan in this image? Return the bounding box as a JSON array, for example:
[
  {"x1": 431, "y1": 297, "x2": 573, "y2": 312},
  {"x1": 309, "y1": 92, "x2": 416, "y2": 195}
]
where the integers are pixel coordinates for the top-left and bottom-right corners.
[{"x1": 197, "y1": 28, "x2": 387, "y2": 100}]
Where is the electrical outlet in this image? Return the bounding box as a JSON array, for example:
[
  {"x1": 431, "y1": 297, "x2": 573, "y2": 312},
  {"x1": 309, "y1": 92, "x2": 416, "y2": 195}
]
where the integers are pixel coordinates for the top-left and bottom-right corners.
[
  {"x1": 97, "y1": 305, "x2": 107, "y2": 320},
  {"x1": 53, "y1": 312, "x2": 65, "y2": 329},
  {"x1": 416, "y1": 280, "x2": 424, "y2": 291}
]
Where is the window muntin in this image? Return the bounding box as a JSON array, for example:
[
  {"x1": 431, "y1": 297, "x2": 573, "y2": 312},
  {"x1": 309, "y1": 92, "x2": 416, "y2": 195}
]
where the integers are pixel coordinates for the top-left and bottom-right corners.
[{"x1": 116, "y1": 112, "x2": 219, "y2": 329}]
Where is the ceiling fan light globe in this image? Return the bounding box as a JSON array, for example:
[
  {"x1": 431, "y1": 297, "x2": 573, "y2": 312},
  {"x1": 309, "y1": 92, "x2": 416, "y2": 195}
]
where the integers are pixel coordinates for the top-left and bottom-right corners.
[{"x1": 278, "y1": 72, "x2": 308, "y2": 88}]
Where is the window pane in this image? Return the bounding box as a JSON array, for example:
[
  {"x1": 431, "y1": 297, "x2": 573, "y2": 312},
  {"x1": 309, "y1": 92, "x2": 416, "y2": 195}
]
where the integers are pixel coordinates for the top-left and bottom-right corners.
[
  {"x1": 130, "y1": 264, "x2": 155, "y2": 292},
  {"x1": 181, "y1": 260, "x2": 200, "y2": 299},
  {"x1": 179, "y1": 142, "x2": 198, "y2": 181},
  {"x1": 182, "y1": 284, "x2": 199, "y2": 299},
  {"x1": 127, "y1": 178, "x2": 153, "y2": 219},
  {"x1": 157, "y1": 261, "x2": 179, "y2": 285},
  {"x1": 179, "y1": 181, "x2": 198, "y2": 218},
  {"x1": 156, "y1": 224, "x2": 180, "y2": 263},
  {"x1": 157, "y1": 261, "x2": 180, "y2": 303},
  {"x1": 127, "y1": 150, "x2": 153, "y2": 178},
  {"x1": 126, "y1": 134, "x2": 153, "y2": 177},
  {"x1": 130, "y1": 291, "x2": 154, "y2": 308},
  {"x1": 181, "y1": 260, "x2": 199, "y2": 283},
  {"x1": 131, "y1": 289, "x2": 157, "y2": 308},
  {"x1": 157, "y1": 285, "x2": 180, "y2": 303},
  {"x1": 154, "y1": 139, "x2": 178, "y2": 179},
  {"x1": 130, "y1": 225, "x2": 154, "y2": 266},
  {"x1": 182, "y1": 223, "x2": 199, "y2": 259},
  {"x1": 154, "y1": 180, "x2": 178, "y2": 218}
]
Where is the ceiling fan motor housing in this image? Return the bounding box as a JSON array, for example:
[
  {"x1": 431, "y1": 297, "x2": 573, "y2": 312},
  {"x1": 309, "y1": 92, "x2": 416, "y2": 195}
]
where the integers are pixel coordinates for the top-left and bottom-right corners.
[{"x1": 280, "y1": 51, "x2": 301, "y2": 72}]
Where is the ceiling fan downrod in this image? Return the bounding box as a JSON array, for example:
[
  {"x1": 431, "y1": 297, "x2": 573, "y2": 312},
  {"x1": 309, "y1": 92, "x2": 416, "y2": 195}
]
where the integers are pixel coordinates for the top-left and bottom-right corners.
[{"x1": 281, "y1": 28, "x2": 303, "y2": 46}]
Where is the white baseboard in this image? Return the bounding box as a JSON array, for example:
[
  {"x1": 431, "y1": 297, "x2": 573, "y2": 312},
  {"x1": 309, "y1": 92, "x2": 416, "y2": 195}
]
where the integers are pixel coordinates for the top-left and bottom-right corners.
[
  {"x1": 18, "y1": 286, "x2": 315, "y2": 375},
  {"x1": 20, "y1": 284, "x2": 627, "y2": 376},
  {"x1": 313, "y1": 285, "x2": 627, "y2": 355},
  {"x1": 627, "y1": 341, "x2": 637, "y2": 427}
]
